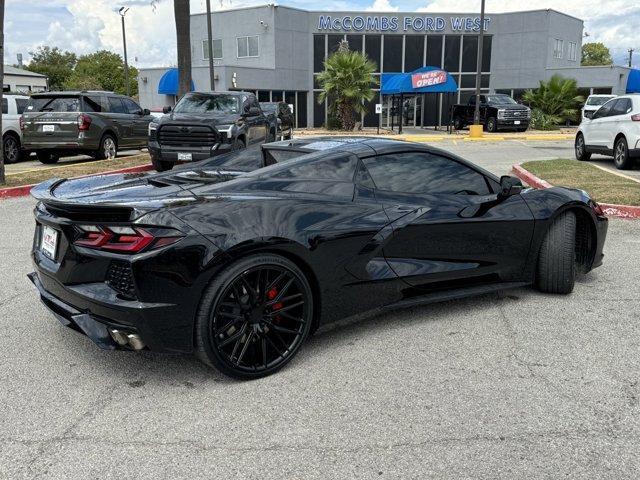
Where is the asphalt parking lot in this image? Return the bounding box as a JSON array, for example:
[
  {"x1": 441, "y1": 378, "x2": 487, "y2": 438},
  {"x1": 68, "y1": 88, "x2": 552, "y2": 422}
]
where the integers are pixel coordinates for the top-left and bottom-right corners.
[{"x1": 1, "y1": 172, "x2": 639, "y2": 477}]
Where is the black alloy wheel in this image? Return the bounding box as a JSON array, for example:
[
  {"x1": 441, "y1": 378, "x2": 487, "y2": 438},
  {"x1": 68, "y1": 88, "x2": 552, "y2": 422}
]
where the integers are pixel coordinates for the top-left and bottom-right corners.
[
  {"x1": 196, "y1": 254, "x2": 313, "y2": 379},
  {"x1": 3, "y1": 134, "x2": 22, "y2": 164},
  {"x1": 486, "y1": 117, "x2": 498, "y2": 133},
  {"x1": 453, "y1": 117, "x2": 464, "y2": 131},
  {"x1": 613, "y1": 136, "x2": 632, "y2": 170},
  {"x1": 575, "y1": 133, "x2": 591, "y2": 161}
]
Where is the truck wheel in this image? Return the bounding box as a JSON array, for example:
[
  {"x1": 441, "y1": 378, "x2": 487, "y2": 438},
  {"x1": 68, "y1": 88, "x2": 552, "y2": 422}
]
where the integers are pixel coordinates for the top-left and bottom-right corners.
[
  {"x1": 574, "y1": 133, "x2": 591, "y2": 161},
  {"x1": 486, "y1": 117, "x2": 498, "y2": 133},
  {"x1": 613, "y1": 136, "x2": 633, "y2": 170},
  {"x1": 453, "y1": 117, "x2": 464, "y2": 131},
  {"x1": 231, "y1": 137, "x2": 246, "y2": 151},
  {"x1": 3, "y1": 133, "x2": 23, "y2": 164},
  {"x1": 95, "y1": 134, "x2": 117, "y2": 160},
  {"x1": 536, "y1": 211, "x2": 576, "y2": 294},
  {"x1": 36, "y1": 151, "x2": 60, "y2": 164},
  {"x1": 151, "y1": 155, "x2": 174, "y2": 172}
]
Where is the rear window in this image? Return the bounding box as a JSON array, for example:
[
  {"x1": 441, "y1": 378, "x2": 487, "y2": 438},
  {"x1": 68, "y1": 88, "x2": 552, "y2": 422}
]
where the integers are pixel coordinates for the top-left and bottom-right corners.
[
  {"x1": 27, "y1": 96, "x2": 80, "y2": 112},
  {"x1": 264, "y1": 149, "x2": 308, "y2": 166}
]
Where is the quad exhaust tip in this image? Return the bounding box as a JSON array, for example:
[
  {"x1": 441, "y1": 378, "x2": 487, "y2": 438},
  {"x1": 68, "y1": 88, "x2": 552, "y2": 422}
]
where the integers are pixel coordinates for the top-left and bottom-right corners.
[{"x1": 109, "y1": 329, "x2": 146, "y2": 350}]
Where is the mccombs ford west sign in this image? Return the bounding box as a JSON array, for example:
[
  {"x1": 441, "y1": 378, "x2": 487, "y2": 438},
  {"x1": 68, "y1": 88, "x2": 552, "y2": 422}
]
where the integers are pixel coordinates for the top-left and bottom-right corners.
[{"x1": 317, "y1": 15, "x2": 491, "y2": 32}]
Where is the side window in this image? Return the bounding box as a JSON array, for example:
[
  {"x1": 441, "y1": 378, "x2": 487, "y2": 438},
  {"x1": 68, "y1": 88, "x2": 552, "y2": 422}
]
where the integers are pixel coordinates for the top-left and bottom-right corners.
[
  {"x1": 122, "y1": 98, "x2": 142, "y2": 114},
  {"x1": 593, "y1": 99, "x2": 616, "y2": 119},
  {"x1": 272, "y1": 152, "x2": 358, "y2": 181},
  {"x1": 108, "y1": 97, "x2": 127, "y2": 114},
  {"x1": 15, "y1": 99, "x2": 28, "y2": 114},
  {"x1": 611, "y1": 98, "x2": 631, "y2": 116},
  {"x1": 83, "y1": 96, "x2": 103, "y2": 112},
  {"x1": 2, "y1": 98, "x2": 7, "y2": 114},
  {"x1": 362, "y1": 152, "x2": 491, "y2": 196}
]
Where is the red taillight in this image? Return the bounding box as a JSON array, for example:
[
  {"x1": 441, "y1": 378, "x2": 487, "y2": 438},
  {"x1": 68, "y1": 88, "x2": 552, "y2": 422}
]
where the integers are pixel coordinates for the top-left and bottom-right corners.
[
  {"x1": 631, "y1": 114, "x2": 640, "y2": 122},
  {"x1": 19, "y1": 116, "x2": 26, "y2": 131},
  {"x1": 77, "y1": 114, "x2": 92, "y2": 131},
  {"x1": 74, "y1": 226, "x2": 180, "y2": 253}
]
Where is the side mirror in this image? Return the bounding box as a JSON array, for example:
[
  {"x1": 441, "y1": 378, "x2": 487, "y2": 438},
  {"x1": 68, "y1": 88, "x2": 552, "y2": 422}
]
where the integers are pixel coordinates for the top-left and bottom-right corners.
[
  {"x1": 162, "y1": 106, "x2": 172, "y2": 114},
  {"x1": 499, "y1": 175, "x2": 524, "y2": 197},
  {"x1": 142, "y1": 108, "x2": 150, "y2": 116},
  {"x1": 584, "y1": 110, "x2": 594, "y2": 120}
]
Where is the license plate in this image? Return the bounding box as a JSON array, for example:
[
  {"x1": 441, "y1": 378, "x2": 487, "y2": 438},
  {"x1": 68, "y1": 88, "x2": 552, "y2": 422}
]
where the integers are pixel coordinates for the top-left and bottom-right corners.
[
  {"x1": 177, "y1": 152, "x2": 192, "y2": 161},
  {"x1": 42, "y1": 125, "x2": 55, "y2": 132},
  {"x1": 514, "y1": 120, "x2": 521, "y2": 125},
  {"x1": 41, "y1": 225, "x2": 59, "y2": 260}
]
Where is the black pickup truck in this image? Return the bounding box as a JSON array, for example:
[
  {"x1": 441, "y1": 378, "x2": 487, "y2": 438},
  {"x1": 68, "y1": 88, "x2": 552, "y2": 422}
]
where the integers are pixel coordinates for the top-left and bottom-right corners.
[
  {"x1": 451, "y1": 94, "x2": 531, "y2": 133},
  {"x1": 148, "y1": 91, "x2": 269, "y2": 171}
]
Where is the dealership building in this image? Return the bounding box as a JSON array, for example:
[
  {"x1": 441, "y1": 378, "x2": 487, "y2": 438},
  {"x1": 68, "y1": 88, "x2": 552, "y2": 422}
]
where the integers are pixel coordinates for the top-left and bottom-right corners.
[{"x1": 138, "y1": 4, "x2": 640, "y2": 129}]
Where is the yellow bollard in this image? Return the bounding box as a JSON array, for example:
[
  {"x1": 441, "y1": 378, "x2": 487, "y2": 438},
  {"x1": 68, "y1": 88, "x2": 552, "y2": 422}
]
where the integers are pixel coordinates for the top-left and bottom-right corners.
[{"x1": 468, "y1": 124, "x2": 483, "y2": 138}]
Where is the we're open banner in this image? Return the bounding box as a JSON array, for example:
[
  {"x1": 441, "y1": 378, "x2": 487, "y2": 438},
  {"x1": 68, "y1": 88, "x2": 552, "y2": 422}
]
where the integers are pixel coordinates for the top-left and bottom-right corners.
[{"x1": 411, "y1": 70, "x2": 447, "y2": 89}]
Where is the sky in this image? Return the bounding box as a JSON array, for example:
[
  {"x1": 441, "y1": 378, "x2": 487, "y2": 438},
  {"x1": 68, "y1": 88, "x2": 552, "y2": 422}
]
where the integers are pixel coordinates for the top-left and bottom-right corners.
[{"x1": 3, "y1": 0, "x2": 639, "y2": 69}]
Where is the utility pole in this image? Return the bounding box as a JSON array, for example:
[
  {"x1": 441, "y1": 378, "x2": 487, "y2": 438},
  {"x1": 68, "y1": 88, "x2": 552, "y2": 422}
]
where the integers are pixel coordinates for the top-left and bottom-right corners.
[
  {"x1": 629, "y1": 48, "x2": 634, "y2": 68},
  {"x1": 473, "y1": 0, "x2": 486, "y2": 127},
  {"x1": 119, "y1": 7, "x2": 130, "y2": 96},
  {"x1": 206, "y1": 0, "x2": 215, "y2": 90},
  {"x1": 0, "y1": 0, "x2": 5, "y2": 185}
]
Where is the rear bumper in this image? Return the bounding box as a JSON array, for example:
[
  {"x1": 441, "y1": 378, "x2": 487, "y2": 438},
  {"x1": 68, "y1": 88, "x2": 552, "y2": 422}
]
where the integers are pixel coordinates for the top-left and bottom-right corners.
[
  {"x1": 23, "y1": 136, "x2": 100, "y2": 152},
  {"x1": 28, "y1": 269, "x2": 191, "y2": 353}
]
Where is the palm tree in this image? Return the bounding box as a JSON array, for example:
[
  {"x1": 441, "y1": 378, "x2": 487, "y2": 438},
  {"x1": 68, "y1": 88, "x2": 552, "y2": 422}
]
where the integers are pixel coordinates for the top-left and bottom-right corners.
[
  {"x1": 522, "y1": 75, "x2": 584, "y2": 124},
  {"x1": 317, "y1": 41, "x2": 378, "y2": 131}
]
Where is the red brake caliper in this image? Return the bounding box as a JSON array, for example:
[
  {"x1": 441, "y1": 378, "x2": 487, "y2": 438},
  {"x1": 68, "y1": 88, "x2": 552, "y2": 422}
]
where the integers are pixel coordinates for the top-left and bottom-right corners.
[{"x1": 267, "y1": 288, "x2": 282, "y2": 323}]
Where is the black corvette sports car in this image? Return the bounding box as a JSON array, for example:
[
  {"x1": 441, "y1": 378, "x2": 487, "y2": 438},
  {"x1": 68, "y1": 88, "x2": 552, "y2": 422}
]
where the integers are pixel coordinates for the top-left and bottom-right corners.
[{"x1": 29, "y1": 137, "x2": 608, "y2": 379}]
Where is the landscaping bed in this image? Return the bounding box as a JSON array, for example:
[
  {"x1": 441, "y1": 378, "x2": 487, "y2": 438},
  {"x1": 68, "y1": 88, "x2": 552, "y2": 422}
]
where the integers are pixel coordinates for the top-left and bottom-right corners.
[{"x1": 520, "y1": 159, "x2": 640, "y2": 206}]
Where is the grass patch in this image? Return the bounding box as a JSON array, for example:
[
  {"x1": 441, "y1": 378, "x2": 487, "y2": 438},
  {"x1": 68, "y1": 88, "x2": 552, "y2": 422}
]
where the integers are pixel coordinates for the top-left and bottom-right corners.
[
  {"x1": 2, "y1": 154, "x2": 151, "y2": 188},
  {"x1": 521, "y1": 159, "x2": 640, "y2": 206}
]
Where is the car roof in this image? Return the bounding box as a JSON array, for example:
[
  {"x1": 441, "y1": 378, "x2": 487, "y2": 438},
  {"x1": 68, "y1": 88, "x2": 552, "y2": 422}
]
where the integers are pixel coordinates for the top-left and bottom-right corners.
[
  {"x1": 187, "y1": 90, "x2": 251, "y2": 97},
  {"x1": 31, "y1": 90, "x2": 117, "y2": 97}
]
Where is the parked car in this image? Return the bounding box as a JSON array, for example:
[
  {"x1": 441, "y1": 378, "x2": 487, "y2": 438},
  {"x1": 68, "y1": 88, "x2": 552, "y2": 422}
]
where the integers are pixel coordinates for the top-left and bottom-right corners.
[
  {"x1": 582, "y1": 94, "x2": 616, "y2": 121},
  {"x1": 2, "y1": 93, "x2": 30, "y2": 163},
  {"x1": 148, "y1": 91, "x2": 270, "y2": 172},
  {"x1": 575, "y1": 94, "x2": 640, "y2": 170},
  {"x1": 452, "y1": 94, "x2": 531, "y2": 132},
  {"x1": 29, "y1": 137, "x2": 607, "y2": 379},
  {"x1": 260, "y1": 101, "x2": 294, "y2": 141},
  {"x1": 21, "y1": 91, "x2": 153, "y2": 164}
]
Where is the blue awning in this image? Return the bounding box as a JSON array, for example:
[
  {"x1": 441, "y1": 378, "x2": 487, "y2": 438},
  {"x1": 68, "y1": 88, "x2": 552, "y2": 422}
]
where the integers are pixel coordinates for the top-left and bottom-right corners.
[
  {"x1": 626, "y1": 69, "x2": 640, "y2": 94},
  {"x1": 157, "y1": 68, "x2": 195, "y2": 95},
  {"x1": 381, "y1": 66, "x2": 458, "y2": 95}
]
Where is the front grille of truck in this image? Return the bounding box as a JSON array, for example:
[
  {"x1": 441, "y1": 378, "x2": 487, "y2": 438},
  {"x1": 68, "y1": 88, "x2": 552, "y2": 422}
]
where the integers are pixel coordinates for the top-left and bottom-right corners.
[
  {"x1": 106, "y1": 261, "x2": 136, "y2": 299},
  {"x1": 158, "y1": 125, "x2": 218, "y2": 147},
  {"x1": 501, "y1": 110, "x2": 529, "y2": 120}
]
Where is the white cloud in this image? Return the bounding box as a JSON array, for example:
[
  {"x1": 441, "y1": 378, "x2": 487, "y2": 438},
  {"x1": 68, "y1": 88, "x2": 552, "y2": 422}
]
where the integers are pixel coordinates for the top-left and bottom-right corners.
[{"x1": 366, "y1": 0, "x2": 400, "y2": 12}]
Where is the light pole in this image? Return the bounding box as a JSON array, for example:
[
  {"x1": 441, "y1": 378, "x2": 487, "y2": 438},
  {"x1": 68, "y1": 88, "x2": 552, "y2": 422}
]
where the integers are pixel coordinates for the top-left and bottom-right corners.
[
  {"x1": 205, "y1": 0, "x2": 215, "y2": 90},
  {"x1": 473, "y1": 0, "x2": 486, "y2": 129},
  {"x1": 119, "y1": 7, "x2": 130, "y2": 96}
]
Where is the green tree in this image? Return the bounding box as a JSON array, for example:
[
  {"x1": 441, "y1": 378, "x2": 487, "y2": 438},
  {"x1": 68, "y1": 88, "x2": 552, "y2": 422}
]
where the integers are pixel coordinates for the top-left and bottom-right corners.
[
  {"x1": 522, "y1": 75, "x2": 585, "y2": 126},
  {"x1": 316, "y1": 41, "x2": 377, "y2": 130},
  {"x1": 581, "y1": 42, "x2": 613, "y2": 66},
  {"x1": 25, "y1": 46, "x2": 77, "y2": 91},
  {"x1": 65, "y1": 50, "x2": 138, "y2": 95}
]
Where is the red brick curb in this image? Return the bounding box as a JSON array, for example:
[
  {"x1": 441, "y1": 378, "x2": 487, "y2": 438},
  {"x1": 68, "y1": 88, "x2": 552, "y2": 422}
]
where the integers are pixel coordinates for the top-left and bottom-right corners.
[
  {"x1": 0, "y1": 163, "x2": 153, "y2": 201},
  {"x1": 512, "y1": 164, "x2": 640, "y2": 219}
]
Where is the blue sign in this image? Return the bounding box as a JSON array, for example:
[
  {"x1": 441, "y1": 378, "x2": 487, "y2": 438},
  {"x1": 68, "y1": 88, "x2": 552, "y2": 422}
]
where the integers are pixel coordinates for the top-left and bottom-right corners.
[{"x1": 317, "y1": 15, "x2": 491, "y2": 32}]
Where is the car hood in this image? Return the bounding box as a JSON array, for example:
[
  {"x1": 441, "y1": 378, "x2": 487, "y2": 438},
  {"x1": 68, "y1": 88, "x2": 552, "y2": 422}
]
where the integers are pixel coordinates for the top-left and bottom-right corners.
[
  {"x1": 492, "y1": 104, "x2": 529, "y2": 110},
  {"x1": 160, "y1": 112, "x2": 240, "y2": 125},
  {"x1": 30, "y1": 168, "x2": 249, "y2": 214}
]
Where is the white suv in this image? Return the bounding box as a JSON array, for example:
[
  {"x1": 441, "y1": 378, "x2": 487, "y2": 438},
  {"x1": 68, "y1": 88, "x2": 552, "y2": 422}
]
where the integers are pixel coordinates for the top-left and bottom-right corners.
[
  {"x1": 575, "y1": 94, "x2": 640, "y2": 170},
  {"x1": 2, "y1": 94, "x2": 30, "y2": 163}
]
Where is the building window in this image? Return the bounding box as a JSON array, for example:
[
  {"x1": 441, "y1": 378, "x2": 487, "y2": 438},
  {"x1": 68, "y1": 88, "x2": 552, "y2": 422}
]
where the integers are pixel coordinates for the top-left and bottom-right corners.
[
  {"x1": 404, "y1": 36, "x2": 424, "y2": 72},
  {"x1": 237, "y1": 35, "x2": 259, "y2": 58},
  {"x1": 461, "y1": 36, "x2": 478, "y2": 72},
  {"x1": 426, "y1": 35, "x2": 443, "y2": 68},
  {"x1": 568, "y1": 41, "x2": 577, "y2": 61},
  {"x1": 365, "y1": 35, "x2": 382, "y2": 72},
  {"x1": 383, "y1": 35, "x2": 403, "y2": 73},
  {"x1": 554, "y1": 39, "x2": 564, "y2": 59},
  {"x1": 313, "y1": 35, "x2": 325, "y2": 73},
  {"x1": 444, "y1": 35, "x2": 461, "y2": 72},
  {"x1": 202, "y1": 39, "x2": 223, "y2": 59}
]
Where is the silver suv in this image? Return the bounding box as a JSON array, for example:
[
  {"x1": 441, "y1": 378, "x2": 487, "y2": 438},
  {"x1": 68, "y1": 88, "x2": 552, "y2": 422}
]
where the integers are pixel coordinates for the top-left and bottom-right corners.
[{"x1": 2, "y1": 93, "x2": 30, "y2": 163}]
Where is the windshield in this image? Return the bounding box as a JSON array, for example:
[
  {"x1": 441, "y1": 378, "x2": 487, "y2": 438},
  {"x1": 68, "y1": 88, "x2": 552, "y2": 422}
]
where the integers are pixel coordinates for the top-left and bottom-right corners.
[
  {"x1": 486, "y1": 95, "x2": 518, "y2": 105},
  {"x1": 173, "y1": 93, "x2": 240, "y2": 114},
  {"x1": 27, "y1": 96, "x2": 80, "y2": 112},
  {"x1": 586, "y1": 96, "x2": 616, "y2": 106}
]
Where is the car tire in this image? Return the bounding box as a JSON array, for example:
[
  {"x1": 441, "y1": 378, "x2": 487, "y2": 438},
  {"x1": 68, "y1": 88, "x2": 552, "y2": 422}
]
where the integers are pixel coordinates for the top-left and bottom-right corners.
[
  {"x1": 575, "y1": 133, "x2": 591, "y2": 161},
  {"x1": 151, "y1": 155, "x2": 173, "y2": 172},
  {"x1": 231, "y1": 137, "x2": 246, "y2": 151},
  {"x1": 195, "y1": 253, "x2": 314, "y2": 379},
  {"x1": 613, "y1": 136, "x2": 633, "y2": 170},
  {"x1": 95, "y1": 134, "x2": 117, "y2": 160},
  {"x1": 453, "y1": 117, "x2": 464, "y2": 131},
  {"x1": 536, "y1": 211, "x2": 576, "y2": 294},
  {"x1": 36, "y1": 151, "x2": 60, "y2": 164},
  {"x1": 3, "y1": 133, "x2": 23, "y2": 164},
  {"x1": 486, "y1": 117, "x2": 498, "y2": 133}
]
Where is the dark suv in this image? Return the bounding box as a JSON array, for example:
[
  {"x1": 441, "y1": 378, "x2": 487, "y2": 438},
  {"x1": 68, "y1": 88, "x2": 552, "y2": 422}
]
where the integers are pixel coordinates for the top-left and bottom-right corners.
[
  {"x1": 147, "y1": 91, "x2": 269, "y2": 171},
  {"x1": 21, "y1": 91, "x2": 153, "y2": 164},
  {"x1": 260, "y1": 101, "x2": 294, "y2": 141}
]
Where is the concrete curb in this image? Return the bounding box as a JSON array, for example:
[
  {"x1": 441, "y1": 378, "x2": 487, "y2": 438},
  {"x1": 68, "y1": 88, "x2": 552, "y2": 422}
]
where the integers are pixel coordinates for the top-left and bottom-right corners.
[
  {"x1": 0, "y1": 163, "x2": 153, "y2": 201},
  {"x1": 511, "y1": 164, "x2": 640, "y2": 219}
]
